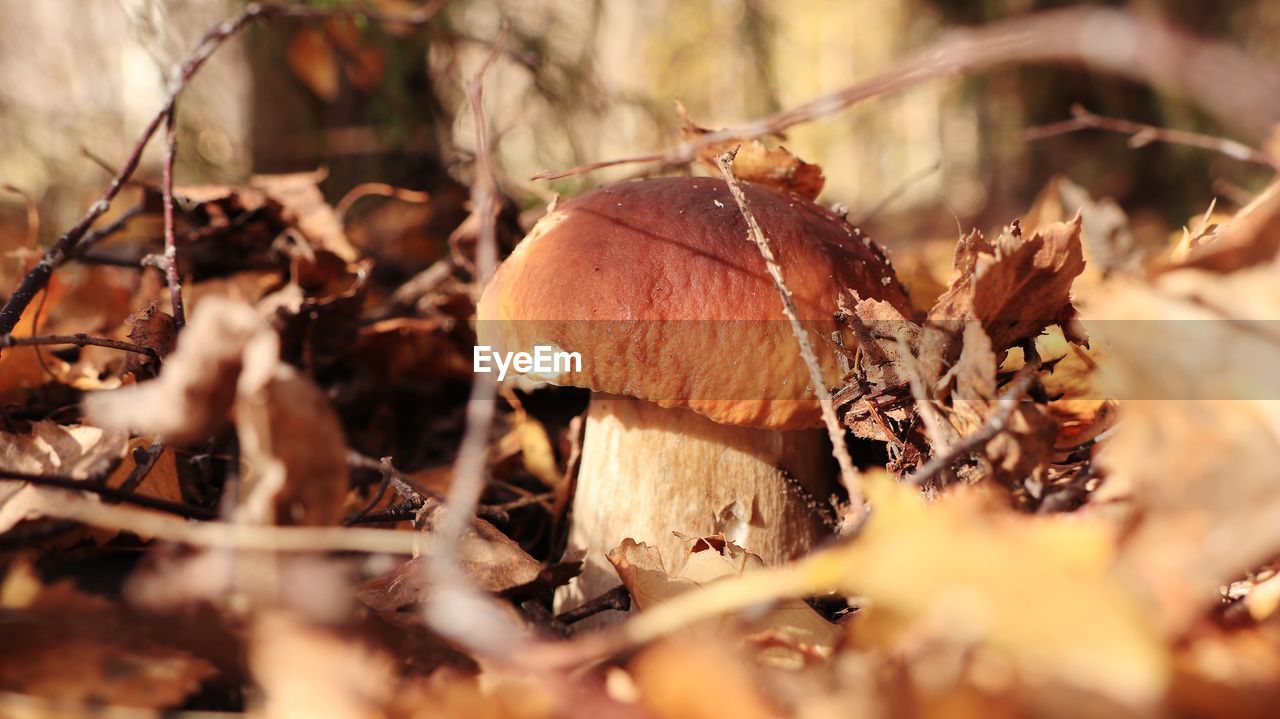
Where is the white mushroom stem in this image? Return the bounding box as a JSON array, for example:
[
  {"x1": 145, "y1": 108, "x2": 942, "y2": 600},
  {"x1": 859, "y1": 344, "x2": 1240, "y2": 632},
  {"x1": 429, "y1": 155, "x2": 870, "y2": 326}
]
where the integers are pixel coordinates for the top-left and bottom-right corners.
[{"x1": 555, "y1": 394, "x2": 836, "y2": 621}]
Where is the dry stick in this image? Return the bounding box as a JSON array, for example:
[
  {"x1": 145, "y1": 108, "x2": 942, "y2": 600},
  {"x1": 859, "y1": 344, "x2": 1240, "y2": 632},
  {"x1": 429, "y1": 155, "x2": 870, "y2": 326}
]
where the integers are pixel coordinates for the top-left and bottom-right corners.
[
  {"x1": 1026, "y1": 104, "x2": 1279, "y2": 170},
  {"x1": 0, "y1": 1, "x2": 450, "y2": 336},
  {"x1": 713, "y1": 150, "x2": 865, "y2": 529},
  {"x1": 0, "y1": 468, "x2": 213, "y2": 519},
  {"x1": 896, "y1": 333, "x2": 957, "y2": 454},
  {"x1": 535, "y1": 7, "x2": 1280, "y2": 182},
  {"x1": 0, "y1": 333, "x2": 160, "y2": 361},
  {"x1": 35, "y1": 490, "x2": 425, "y2": 554},
  {"x1": 160, "y1": 109, "x2": 186, "y2": 329},
  {"x1": 425, "y1": 28, "x2": 519, "y2": 658}
]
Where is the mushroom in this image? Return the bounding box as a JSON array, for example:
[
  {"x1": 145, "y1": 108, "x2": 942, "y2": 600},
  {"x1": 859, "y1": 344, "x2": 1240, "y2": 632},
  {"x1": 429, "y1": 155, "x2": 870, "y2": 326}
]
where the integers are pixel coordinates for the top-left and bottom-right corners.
[{"x1": 476, "y1": 176, "x2": 910, "y2": 619}]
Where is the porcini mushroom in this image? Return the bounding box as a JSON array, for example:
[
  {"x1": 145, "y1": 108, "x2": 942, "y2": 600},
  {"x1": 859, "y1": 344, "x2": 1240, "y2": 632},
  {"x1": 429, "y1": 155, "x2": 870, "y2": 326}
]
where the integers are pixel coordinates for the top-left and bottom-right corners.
[{"x1": 476, "y1": 176, "x2": 910, "y2": 618}]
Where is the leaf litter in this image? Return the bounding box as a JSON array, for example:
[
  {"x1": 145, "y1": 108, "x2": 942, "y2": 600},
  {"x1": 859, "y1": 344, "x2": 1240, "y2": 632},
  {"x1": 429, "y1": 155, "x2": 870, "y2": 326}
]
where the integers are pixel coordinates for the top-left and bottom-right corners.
[{"x1": 2, "y1": 8, "x2": 1280, "y2": 719}]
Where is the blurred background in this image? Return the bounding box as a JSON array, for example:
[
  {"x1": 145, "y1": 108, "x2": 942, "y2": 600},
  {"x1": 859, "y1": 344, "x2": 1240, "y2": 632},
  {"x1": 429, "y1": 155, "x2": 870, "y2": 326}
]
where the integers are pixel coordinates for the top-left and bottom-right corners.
[{"x1": 2, "y1": 0, "x2": 1278, "y2": 296}]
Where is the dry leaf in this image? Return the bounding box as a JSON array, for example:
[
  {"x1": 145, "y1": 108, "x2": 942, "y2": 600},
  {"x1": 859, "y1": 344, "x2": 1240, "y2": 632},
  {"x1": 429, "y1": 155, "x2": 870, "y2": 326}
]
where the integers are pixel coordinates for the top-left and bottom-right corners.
[
  {"x1": 251, "y1": 171, "x2": 359, "y2": 261},
  {"x1": 287, "y1": 26, "x2": 340, "y2": 102},
  {"x1": 629, "y1": 638, "x2": 776, "y2": 719},
  {"x1": 0, "y1": 568, "x2": 217, "y2": 709},
  {"x1": 0, "y1": 422, "x2": 127, "y2": 534},
  {"x1": 1173, "y1": 179, "x2": 1280, "y2": 273},
  {"x1": 619, "y1": 475, "x2": 1168, "y2": 706},
  {"x1": 1086, "y1": 262, "x2": 1280, "y2": 630},
  {"x1": 609, "y1": 535, "x2": 840, "y2": 668},
  {"x1": 235, "y1": 328, "x2": 350, "y2": 527},
  {"x1": 678, "y1": 103, "x2": 825, "y2": 200},
  {"x1": 925, "y1": 218, "x2": 1085, "y2": 388},
  {"x1": 83, "y1": 296, "x2": 263, "y2": 444}
]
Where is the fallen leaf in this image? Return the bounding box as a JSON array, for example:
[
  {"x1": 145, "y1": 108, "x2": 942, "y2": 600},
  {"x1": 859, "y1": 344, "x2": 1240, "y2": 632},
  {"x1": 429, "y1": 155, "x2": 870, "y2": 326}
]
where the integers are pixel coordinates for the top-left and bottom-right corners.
[
  {"x1": 0, "y1": 567, "x2": 217, "y2": 709},
  {"x1": 618, "y1": 475, "x2": 1168, "y2": 706},
  {"x1": 83, "y1": 296, "x2": 263, "y2": 444},
  {"x1": 251, "y1": 171, "x2": 359, "y2": 261},
  {"x1": 235, "y1": 327, "x2": 351, "y2": 527},
  {"x1": 628, "y1": 638, "x2": 776, "y2": 719},
  {"x1": 609, "y1": 535, "x2": 840, "y2": 668},
  {"x1": 1172, "y1": 179, "x2": 1280, "y2": 273},
  {"x1": 679, "y1": 102, "x2": 825, "y2": 200},
  {"x1": 287, "y1": 26, "x2": 340, "y2": 102}
]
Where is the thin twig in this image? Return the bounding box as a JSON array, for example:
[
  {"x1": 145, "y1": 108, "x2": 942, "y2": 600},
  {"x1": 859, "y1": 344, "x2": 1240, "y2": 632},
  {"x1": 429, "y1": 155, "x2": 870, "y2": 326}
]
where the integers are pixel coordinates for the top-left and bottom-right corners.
[
  {"x1": 1026, "y1": 104, "x2": 1278, "y2": 169},
  {"x1": 425, "y1": 26, "x2": 520, "y2": 657},
  {"x1": 534, "y1": 7, "x2": 1280, "y2": 182},
  {"x1": 31, "y1": 490, "x2": 426, "y2": 554},
  {"x1": 0, "y1": 1, "x2": 450, "y2": 336},
  {"x1": 69, "y1": 204, "x2": 147, "y2": 258},
  {"x1": 0, "y1": 333, "x2": 160, "y2": 361},
  {"x1": 897, "y1": 333, "x2": 956, "y2": 453},
  {"x1": 714, "y1": 149, "x2": 865, "y2": 529},
  {"x1": 0, "y1": 468, "x2": 213, "y2": 519},
  {"x1": 556, "y1": 585, "x2": 631, "y2": 625},
  {"x1": 116, "y1": 437, "x2": 167, "y2": 495},
  {"x1": 160, "y1": 109, "x2": 186, "y2": 329},
  {"x1": 906, "y1": 348, "x2": 1042, "y2": 487}
]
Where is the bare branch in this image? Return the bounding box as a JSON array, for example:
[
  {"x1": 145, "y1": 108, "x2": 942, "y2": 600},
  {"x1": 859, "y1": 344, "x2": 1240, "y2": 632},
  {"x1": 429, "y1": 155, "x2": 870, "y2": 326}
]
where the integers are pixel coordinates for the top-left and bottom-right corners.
[
  {"x1": 1026, "y1": 104, "x2": 1278, "y2": 169},
  {"x1": 535, "y1": 7, "x2": 1280, "y2": 182},
  {"x1": 0, "y1": 332, "x2": 160, "y2": 361}
]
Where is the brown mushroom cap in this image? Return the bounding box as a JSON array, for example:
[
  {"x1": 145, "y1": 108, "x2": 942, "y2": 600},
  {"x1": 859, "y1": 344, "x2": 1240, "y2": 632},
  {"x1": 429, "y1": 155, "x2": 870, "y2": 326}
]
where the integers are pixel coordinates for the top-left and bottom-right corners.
[{"x1": 477, "y1": 176, "x2": 911, "y2": 429}]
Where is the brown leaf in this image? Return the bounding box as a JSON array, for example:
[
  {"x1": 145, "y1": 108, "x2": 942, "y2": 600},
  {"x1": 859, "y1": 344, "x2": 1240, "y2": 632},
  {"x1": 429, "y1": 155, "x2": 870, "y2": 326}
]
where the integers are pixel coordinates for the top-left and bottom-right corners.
[
  {"x1": 251, "y1": 171, "x2": 359, "y2": 261},
  {"x1": 608, "y1": 535, "x2": 840, "y2": 668},
  {"x1": 122, "y1": 302, "x2": 176, "y2": 378},
  {"x1": 1172, "y1": 179, "x2": 1280, "y2": 273},
  {"x1": 678, "y1": 103, "x2": 825, "y2": 200},
  {"x1": 287, "y1": 27, "x2": 340, "y2": 102},
  {"x1": 0, "y1": 422, "x2": 128, "y2": 534},
  {"x1": 235, "y1": 328, "x2": 350, "y2": 527},
  {"x1": 1025, "y1": 175, "x2": 1143, "y2": 275},
  {"x1": 83, "y1": 296, "x2": 262, "y2": 444},
  {"x1": 923, "y1": 217, "x2": 1085, "y2": 384},
  {"x1": 1086, "y1": 262, "x2": 1280, "y2": 630},
  {"x1": 629, "y1": 638, "x2": 776, "y2": 719},
  {"x1": 0, "y1": 568, "x2": 217, "y2": 708}
]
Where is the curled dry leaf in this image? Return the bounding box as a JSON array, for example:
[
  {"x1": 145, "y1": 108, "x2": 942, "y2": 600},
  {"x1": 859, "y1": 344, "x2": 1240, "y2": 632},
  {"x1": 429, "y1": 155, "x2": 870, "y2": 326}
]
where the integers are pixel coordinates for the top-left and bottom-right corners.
[
  {"x1": 1025, "y1": 175, "x2": 1144, "y2": 276},
  {"x1": 678, "y1": 103, "x2": 825, "y2": 200},
  {"x1": 1172, "y1": 179, "x2": 1280, "y2": 273},
  {"x1": 927, "y1": 216, "x2": 1086, "y2": 361},
  {"x1": 83, "y1": 296, "x2": 263, "y2": 444},
  {"x1": 235, "y1": 327, "x2": 351, "y2": 527},
  {"x1": 609, "y1": 535, "x2": 840, "y2": 668},
  {"x1": 0, "y1": 565, "x2": 218, "y2": 709},
  {"x1": 251, "y1": 171, "x2": 359, "y2": 261},
  {"x1": 122, "y1": 302, "x2": 176, "y2": 378}
]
